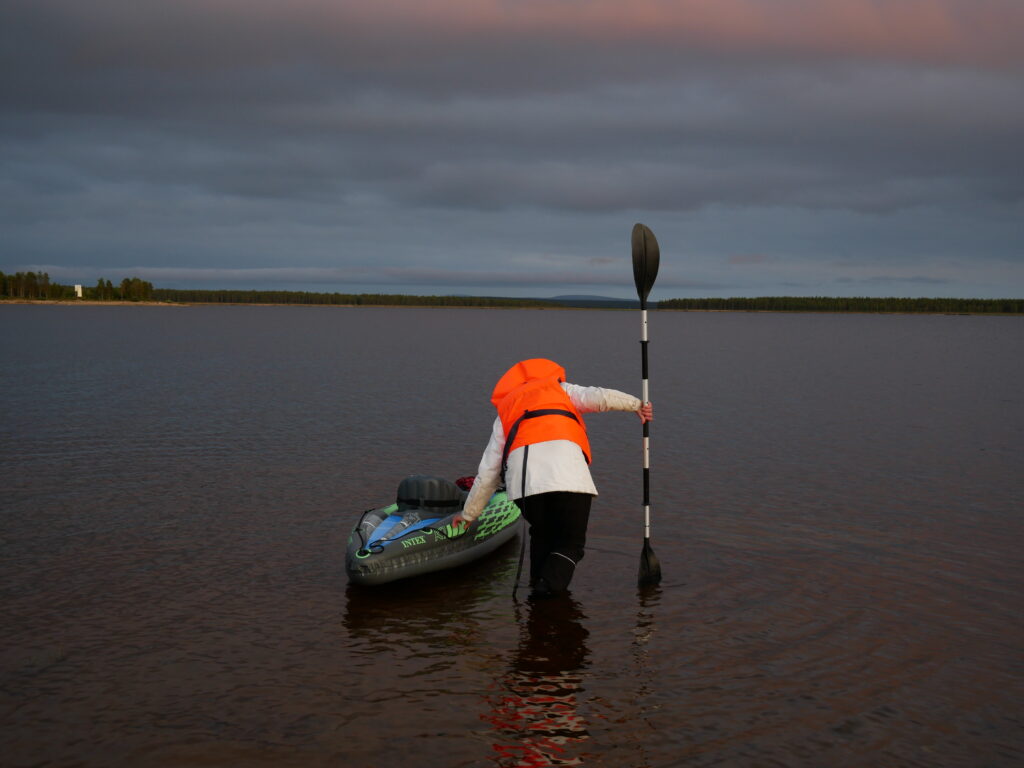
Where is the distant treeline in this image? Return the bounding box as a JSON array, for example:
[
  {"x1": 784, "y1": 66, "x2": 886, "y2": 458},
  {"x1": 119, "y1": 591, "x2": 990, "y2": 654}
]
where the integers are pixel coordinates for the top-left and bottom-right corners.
[
  {"x1": 658, "y1": 296, "x2": 1024, "y2": 314},
  {"x1": 0, "y1": 271, "x2": 154, "y2": 301},
  {"x1": 150, "y1": 288, "x2": 555, "y2": 308},
  {"x1": 4, "y1": 275, "x2": 1021, "y2": 314}
]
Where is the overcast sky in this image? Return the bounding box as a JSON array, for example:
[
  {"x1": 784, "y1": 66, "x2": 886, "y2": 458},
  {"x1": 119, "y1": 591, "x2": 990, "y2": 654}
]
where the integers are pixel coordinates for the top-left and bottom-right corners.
[{"x1": 2, "y1": 0, "x2": 1022, "y2": 299}]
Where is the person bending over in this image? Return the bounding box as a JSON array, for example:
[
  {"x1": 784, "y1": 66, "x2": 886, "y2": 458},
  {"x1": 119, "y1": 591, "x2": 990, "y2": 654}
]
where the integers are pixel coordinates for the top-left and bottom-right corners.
[{"x1": 453, "y1": 358, "x2": 652, "y2": 598}]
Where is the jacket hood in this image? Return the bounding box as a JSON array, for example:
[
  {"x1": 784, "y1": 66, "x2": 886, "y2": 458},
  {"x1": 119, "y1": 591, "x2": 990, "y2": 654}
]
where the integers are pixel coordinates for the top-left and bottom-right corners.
[{"x1": 490, "y1": 358, "x2": 566, "y2": 408}]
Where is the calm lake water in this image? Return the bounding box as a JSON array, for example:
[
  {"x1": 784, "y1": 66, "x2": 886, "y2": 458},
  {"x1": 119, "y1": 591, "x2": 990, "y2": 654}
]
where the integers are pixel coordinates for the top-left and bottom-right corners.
[{"x1": 2, "y1": 304, "x2": 1022, "y2": 767}]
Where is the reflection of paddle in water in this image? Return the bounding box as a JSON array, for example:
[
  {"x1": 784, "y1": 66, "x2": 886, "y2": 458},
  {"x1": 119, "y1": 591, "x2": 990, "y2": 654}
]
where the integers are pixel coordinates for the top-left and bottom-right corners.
[
  {"x1": 627, "y1": 584, "x2": 661, "y2": 766},
  {"x1": 483, "y1": 596, "x2": 591, "y2": 767}
]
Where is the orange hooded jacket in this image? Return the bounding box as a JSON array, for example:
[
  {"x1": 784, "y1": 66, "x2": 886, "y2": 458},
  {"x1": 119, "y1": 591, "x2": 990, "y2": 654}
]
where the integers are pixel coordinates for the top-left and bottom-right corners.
[{"x1": 490, "y1": 359, "x2": 592, "y2": 470}]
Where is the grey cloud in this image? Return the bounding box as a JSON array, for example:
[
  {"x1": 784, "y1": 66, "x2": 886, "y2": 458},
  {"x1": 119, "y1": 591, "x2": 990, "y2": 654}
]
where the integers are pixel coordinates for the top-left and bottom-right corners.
[
  {"x1": 2, "y1": 0, "x2": 1022, "y2": 299},
  {"x1": 5, "y1": 1, "x2": 1022, "y2": 217},
  {"x1": 836, "y1": 275, "x2": 951, "y2": 285},
  {"x1": 728, "y1": 254, "x2": 771, "y2": 265}
]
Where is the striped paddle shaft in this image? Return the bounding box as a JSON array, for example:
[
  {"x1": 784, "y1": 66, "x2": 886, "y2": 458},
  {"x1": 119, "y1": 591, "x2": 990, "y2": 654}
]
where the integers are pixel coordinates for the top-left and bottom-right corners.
[{"x1": 640, "y1": 304, "x2": 651, "y2": 540}]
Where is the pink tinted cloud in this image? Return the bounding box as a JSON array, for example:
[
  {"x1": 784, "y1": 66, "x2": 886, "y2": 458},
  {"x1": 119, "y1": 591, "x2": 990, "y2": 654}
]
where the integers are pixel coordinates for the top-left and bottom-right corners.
[
  {"x1": 326, "y1": 0, "x2": 1024, "y2": 65},
  {"x1": 58, "y1": 0, "x2": 1024, "y2": 72}
]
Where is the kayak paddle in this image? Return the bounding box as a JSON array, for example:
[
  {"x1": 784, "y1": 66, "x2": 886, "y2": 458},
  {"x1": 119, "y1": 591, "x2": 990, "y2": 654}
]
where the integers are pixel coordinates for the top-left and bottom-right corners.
[{"x1": 632, "y1": 223, "x2": 662, "y2": 587}]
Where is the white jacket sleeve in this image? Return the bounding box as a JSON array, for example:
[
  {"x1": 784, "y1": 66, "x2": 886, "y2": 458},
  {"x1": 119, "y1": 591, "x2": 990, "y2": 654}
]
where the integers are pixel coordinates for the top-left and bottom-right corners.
[
  {"x1": 563, "y1": 383, "x2": 642, "y2": 414},
  {"x1": 460, "y1": 416, "x2": 506, "y2": 523}
]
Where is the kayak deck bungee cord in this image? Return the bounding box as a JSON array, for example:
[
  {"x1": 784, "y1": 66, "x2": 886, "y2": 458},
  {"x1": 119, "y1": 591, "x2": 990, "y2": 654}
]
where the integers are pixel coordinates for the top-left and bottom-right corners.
[{"x1": 345, "y1": 474, "x2": 523, "y2": 585}]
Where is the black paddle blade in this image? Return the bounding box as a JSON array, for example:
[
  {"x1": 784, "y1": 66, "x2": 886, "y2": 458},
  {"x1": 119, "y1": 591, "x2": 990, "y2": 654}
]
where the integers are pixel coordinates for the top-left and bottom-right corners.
[
  {"x1": 631, "y1": 223, "x2": 660, "y2": 303},
  {"x1": 638, "y1": 538, "x2": 662, "y2": 586}
]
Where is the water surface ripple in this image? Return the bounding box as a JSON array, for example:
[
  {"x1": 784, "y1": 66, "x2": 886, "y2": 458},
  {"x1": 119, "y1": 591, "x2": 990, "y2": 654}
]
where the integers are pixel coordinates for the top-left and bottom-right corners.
[{"x1": 2, "y1": 305, "x2": 1021, "y2": 767}]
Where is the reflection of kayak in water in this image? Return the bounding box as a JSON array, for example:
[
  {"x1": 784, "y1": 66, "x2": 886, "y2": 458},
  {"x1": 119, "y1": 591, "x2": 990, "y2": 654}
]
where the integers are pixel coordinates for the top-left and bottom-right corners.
[{"x1": 345, "y1": 474, "x2": 523, "y2": 586}]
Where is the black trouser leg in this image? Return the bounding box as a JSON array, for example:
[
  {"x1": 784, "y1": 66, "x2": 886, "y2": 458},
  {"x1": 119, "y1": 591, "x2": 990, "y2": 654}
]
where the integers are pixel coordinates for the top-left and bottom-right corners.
[{"x1": 516, "y1": 492, "x2": 592, "y2": 594}]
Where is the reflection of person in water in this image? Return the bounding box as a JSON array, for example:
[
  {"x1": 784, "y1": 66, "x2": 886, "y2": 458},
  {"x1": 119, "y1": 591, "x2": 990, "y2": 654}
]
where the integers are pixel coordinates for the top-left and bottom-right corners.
[{"x1": 483, "y1": 596, "x2": 591, "y2": 766}]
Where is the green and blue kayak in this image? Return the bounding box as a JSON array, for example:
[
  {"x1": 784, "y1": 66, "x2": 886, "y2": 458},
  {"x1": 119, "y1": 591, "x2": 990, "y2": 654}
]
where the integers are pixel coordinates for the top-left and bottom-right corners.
[{"x1": 345, "y1": 474, "x2": 523, "y2": 586}]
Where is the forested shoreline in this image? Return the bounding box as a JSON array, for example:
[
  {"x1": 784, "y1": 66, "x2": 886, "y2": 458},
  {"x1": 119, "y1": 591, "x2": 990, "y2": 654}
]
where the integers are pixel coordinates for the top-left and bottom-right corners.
[
  {"x1": 658, "y1": 296, "x2": 1023, "y2": 314},
  {"x1": 2, "y1": 271, "x2": 1021, "y2": 313},
  {"x1": 1, "y1": 271, "x2": 154, "y2": 301},
  {"x1": 150, "y1": 288, "x2": 556, "y2": 308}
]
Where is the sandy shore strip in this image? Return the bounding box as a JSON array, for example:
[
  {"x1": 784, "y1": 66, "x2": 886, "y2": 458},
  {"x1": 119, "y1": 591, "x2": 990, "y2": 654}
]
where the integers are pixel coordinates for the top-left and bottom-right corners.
[{"x1": 1, "y1": 299, "x2": 185, "y2": 306}]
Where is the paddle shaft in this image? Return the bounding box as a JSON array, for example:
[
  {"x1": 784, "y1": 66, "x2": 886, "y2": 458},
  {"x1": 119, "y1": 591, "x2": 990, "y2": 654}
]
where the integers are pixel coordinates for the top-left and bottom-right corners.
[
  {"x1": 641, "y1": 297, "x2": 652, "y2": 540},
  {"x1": 631, "y1": 222, "x2": 661, "y2": 586}
]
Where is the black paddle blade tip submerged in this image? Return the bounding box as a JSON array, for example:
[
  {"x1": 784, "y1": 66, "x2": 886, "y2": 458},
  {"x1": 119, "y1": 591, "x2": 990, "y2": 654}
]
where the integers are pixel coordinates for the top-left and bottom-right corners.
[
  {"x1": 631, "y1": 223, "x2": 660, "y2": 302},
  {"x1": 638, "y1": 539, "x2": 662, "y2": 587}
]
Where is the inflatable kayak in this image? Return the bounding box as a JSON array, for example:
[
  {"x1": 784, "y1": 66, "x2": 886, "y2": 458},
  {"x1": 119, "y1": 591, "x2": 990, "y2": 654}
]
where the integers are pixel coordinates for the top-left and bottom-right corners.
[{"x1": 345, "y1": 474, "x2": 523, "y2": 585}]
